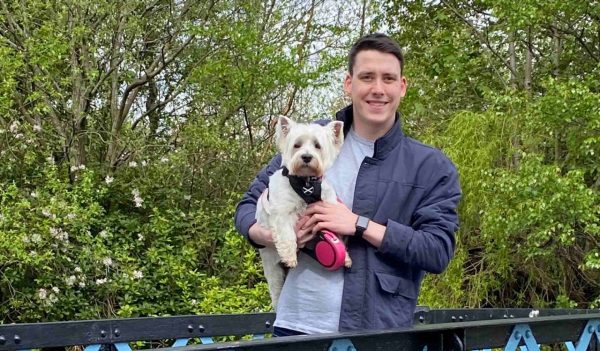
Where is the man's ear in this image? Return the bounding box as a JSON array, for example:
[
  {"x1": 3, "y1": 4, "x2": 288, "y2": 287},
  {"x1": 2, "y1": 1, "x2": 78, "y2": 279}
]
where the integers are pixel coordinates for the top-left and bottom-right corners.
[
  {"x1": 329, "y1": 121, "x2": 344, "y2": 149},
  {"x1": 275, "y1": 115, "x2": 294, "y2": 150},
  {"x1": 343, "y1": 73, "x2": 352, "y2": 96}
]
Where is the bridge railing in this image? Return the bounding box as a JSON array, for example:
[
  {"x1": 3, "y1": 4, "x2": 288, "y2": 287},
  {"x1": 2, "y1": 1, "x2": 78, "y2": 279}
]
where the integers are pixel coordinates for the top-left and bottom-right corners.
[{"x1": 1, "y1": 308, "x2": 599, "y2": 351}]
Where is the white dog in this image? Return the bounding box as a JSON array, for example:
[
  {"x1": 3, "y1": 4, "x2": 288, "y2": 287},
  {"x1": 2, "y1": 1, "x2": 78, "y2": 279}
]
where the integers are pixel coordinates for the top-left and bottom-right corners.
[{"x1": 256, "y1": 116, "x2": 346, "y2": 309}]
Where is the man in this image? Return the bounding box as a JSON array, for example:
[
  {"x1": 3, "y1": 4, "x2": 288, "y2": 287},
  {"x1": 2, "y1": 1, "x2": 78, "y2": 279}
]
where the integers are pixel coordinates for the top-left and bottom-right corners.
[{"x1": 234, "y1": 33, "x2": 461, "y2": 335}]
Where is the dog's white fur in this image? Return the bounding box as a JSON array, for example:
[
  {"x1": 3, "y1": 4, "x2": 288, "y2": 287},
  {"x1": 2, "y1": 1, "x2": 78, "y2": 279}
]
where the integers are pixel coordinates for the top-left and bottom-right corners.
[{"x1": 256, "y1": 116, "x2": 345, "y2": 309}]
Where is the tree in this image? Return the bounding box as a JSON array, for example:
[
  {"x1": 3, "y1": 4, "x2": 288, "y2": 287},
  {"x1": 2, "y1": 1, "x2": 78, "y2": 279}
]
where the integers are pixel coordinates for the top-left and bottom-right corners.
[
  {"x1": 377, "y1": 0, "x2": 600, "y2": 308},
  {"x1": 0, "y1": 0, "x2": 360, "y2": 322}
]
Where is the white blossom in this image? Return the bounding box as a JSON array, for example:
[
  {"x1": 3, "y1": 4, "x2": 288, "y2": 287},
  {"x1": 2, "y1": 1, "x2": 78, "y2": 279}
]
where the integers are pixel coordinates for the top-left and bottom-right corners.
[
  {"x1": 137, "y1": 233, "x2": 144, "y2": 241},
  {"x1": 99, "y1": 230, "x2": 109, "y2": 239},
  {"x1": 9, "y1": 121, "x2": 20, "y2": 134},
  {"x1": 141, "y1": 160, "x2": 147, "y2": 167},
  {"x1": 66, "y1": 275, "x2": 77, "y2": 286},
  {"x1": 105, "y1": 175, "x2": 114, "y2": 184},
  {"x1": 102, "y1": 257, "x2": 113, "y2": 267},
  {"x1": 78, "y1": 281, "x2": 86, "y2": 288},
  {"x1": 52, "y1": 286, "x2": 60, "y2": 294},
  {"x1": 74, "y1": 266, "x2": 82, "y2": 273},
  {"x1": 95, "y1": 278, "x2": 107, "y2": 285},
  {"x1": 30, "y1": 191, "x2": 38, "y2": 198},
  {"x1": 132, "y1": 189, "x2": 144, "y2": 207},
  {"x1": 33, "y1": 124, "x2": 42, "y2": 132},
  {"x1": 132, "y1": 270, "x2": 143, "y2": 279},
  {"x1": 160, "y1": 157, "x2": 169, "y2": 163},
  {"x1": 50, "y1": 227, "x2": 68, "y2": 241},
  {"x1": 67, "y1": 213, "x2": 76, "y2": 220},
  {"x1": 38, "y1": 288, "x2": 47, "y2": 300},
  {"x1": 42, "y1": 209, "x2": 52, "y2": 217},
  {"x1": 31, "y1": 233, "x2": 42, "y2": 243},
  {"x1": 22, "y1": 235, "x2": 30, "y2": 243},
  {"x1": 49, "y1": 294, "x2": 58, "y2": 303},
  {"x1": 128, "y1": 161, "x2": 138, "y2": 168}
]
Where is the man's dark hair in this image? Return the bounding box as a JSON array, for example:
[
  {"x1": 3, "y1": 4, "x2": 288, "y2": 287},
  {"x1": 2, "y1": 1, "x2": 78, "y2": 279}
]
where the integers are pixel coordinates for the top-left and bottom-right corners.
[{"x1": 348, "y1": 33, "x2": 404, "y2": 75}]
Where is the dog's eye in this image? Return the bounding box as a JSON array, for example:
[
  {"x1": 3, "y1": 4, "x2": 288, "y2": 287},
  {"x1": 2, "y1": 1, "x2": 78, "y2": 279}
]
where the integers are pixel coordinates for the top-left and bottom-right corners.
[
  {"x1": 293, "y1": 143, "x2": 301, "y2": 149},
  {"x1": 314, "y1": 142, "x2": 321, "y2": 149}
]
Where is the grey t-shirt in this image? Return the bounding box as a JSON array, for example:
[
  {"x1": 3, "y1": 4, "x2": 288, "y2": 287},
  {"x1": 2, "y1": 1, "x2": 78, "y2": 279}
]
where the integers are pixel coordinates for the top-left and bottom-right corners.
[{"x1": 274, "y1": 128, "x2": 374, "y2": 333}]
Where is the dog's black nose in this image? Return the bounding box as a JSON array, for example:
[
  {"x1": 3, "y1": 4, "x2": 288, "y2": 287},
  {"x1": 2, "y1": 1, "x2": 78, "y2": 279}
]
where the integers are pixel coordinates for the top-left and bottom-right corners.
[{"x1": 301, "y1": 154, "x2": 313, "y2": 163}]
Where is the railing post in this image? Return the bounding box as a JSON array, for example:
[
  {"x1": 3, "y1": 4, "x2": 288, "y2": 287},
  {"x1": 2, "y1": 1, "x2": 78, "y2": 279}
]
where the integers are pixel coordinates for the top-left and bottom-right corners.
[
  {"x1": 504, "y1": 324, "x2": 540, "y2": 351},
  {"x1": 564, "y1": 320, "x2": 600, "y2": 351},
  {"x1": 328, "y1": 338, "x2": 356, "y2": 351}
]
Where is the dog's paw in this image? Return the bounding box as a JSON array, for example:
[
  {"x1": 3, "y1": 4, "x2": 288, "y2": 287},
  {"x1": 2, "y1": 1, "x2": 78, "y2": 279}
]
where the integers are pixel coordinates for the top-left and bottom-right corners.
[
  {"x1": 344, "y1": 255, "x2": 352, "y2": 268},
  {"x1": 281, "y1": 257, "x2": 298, "y2": 268}
]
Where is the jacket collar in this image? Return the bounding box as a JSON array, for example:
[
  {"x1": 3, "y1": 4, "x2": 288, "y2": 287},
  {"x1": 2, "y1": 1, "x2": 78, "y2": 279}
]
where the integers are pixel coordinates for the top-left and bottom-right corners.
[{"x1": 335, "y1": 104, "x2": 404, "y2": 160}]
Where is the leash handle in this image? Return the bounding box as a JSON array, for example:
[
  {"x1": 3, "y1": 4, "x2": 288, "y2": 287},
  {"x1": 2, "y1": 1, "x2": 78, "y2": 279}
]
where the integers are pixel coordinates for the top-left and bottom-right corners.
[{"x1": 301, "y1": 230, "x2": 346, "y2": 271}]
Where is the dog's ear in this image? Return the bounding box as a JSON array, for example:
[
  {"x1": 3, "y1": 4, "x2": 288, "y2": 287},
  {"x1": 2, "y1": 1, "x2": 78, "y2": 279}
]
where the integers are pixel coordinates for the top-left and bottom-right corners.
[
  {"x1": 276, "y1": 115, "x2": 294, "y2": 150},
  {"x1": 329, "y1": 121, "x2": 344, "y2": 148}
]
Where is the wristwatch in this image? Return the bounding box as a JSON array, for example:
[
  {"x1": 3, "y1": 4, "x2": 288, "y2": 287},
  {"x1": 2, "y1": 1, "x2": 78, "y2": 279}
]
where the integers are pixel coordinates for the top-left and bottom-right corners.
[{"x1": 355, "y1": 215, "x2": 369, "y2": 239}]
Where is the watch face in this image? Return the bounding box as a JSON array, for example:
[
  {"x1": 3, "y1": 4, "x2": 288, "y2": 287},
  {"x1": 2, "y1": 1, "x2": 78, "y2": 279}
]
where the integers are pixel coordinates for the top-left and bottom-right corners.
[{"x1": 357, "y1": 216, "x2": 369, "y2": 229}]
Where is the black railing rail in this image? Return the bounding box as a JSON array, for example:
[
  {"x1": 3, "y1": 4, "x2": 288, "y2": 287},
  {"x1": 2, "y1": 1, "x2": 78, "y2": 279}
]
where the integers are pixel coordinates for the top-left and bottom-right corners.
[
  {"x1": 0, "y1": 313, "x2": 275, "y2": 351},
  {"x1": 1, "y1": 308, "x2": 599, "y2": 351},
  {"x1": 163, "y1": 313, "x2": 600, "y2": 351}
]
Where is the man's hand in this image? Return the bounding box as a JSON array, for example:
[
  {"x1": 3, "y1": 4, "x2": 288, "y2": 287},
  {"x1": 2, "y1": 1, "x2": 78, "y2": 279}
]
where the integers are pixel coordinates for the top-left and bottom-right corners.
[
  {"x1": 249, "y1": 218, "x2": 318, "y2": 249},
  {"x1": 303, "y1": 201, "x2": 358, "y2": 236},
  {"x1": 295, "y1": 215, "x2": 316, "y2": 248},
  {"x1": 248, "y1": 222, "x2": 275, "y2": 247}
]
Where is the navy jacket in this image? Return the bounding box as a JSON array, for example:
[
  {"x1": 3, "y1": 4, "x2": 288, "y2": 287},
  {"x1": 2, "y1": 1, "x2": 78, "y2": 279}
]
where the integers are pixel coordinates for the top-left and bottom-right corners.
[{"x1": 234, "y1": 105, "x2": 461, "y2": 331}]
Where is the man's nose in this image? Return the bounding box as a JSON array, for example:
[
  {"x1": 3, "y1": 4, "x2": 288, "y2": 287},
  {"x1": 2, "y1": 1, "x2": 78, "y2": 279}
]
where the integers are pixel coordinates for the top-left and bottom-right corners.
[
  {"x1": 371, "y1": 78, "x2": 384, "y2": 95},
  {"x1": 301, "y1": 154, "x2": 313, "y2": 163}
]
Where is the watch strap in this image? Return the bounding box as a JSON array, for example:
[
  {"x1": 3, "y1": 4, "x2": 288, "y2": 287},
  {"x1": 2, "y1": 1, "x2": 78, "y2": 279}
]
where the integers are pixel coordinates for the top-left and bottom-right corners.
[{"x1": 355, "y1": 215, "x2": 369, "y2": 239}]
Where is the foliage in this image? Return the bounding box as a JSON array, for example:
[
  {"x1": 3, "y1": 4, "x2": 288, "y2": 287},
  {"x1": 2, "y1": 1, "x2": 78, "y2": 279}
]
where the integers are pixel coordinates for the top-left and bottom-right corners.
[
  {"x1": 0, "y1": 0, "x2": 364, "y2": 322},
  {"x1": 1, "y1": 0, "x2": 598, "y2": 323},
  {"x1": 378, "y1": 1, "x2": 600, "y2": 309}
]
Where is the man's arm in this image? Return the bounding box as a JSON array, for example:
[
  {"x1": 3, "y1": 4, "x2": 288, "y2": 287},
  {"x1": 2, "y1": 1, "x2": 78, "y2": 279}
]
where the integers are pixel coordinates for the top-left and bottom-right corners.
[
  {"x1": 304, "y1": 157, "x2": 461, "y2": 274},
  {"x1": 376, "y1": 160, "x2": 461, "y2": 274},
  {"x1": 234, "y1": 154, "x2": 282, "y2": 248}
]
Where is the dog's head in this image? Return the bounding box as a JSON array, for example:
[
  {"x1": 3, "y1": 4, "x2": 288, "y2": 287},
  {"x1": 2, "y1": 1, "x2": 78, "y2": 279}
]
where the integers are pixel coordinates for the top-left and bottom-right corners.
[{"x1": 275, "y1": 116, "x2": 344, "y2": 177}]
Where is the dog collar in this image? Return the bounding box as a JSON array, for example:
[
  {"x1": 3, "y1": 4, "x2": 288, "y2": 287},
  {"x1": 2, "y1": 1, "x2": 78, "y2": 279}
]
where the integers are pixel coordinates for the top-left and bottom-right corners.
[{"x1": 281, "y1": 166, "x2": 322, "y2": 204}]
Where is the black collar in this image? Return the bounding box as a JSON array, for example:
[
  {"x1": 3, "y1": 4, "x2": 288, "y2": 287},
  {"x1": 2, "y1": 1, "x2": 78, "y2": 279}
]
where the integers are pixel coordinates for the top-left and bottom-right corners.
[{"x1": 282, "y1": 166, "x2": 322, "y2": 204}]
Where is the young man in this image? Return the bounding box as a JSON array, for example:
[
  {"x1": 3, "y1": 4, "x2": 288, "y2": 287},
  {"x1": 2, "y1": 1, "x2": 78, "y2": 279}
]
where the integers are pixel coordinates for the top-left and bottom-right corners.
[{"x1": 234, "y1": 33, "x2": 461, "y2": 334}]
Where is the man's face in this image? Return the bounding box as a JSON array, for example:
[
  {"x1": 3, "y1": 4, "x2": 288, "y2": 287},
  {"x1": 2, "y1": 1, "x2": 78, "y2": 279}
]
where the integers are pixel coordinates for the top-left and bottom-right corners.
[{"x1": 344, "y1": 50, "x2": 407, "y2": 132}]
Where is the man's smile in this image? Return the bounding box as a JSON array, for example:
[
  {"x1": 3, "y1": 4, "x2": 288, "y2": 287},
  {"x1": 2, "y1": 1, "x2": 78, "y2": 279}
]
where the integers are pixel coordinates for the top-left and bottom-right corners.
[{"x1": 367, "y1": 100, "x2": 389, "y2": 108}]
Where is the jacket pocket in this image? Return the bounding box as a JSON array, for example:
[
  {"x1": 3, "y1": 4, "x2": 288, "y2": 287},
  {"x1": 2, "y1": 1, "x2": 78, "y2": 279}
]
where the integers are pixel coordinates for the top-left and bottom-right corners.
[{"x1": 375, "y1": 272, "x2": 418, "y2": 299}]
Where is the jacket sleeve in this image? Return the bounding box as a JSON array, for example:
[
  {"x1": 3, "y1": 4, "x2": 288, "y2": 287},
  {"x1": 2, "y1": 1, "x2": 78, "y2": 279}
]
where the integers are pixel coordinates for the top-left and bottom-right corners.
[
  {"x1": 234, "y1": 154, "x2": 282, "y2": 248},
  {"x1": 377, "y1": 157, "x2": 461, "y2": 274}
]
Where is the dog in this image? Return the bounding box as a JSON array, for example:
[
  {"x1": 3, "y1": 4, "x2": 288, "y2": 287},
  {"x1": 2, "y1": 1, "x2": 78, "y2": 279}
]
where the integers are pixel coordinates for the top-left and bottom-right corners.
[{"x1": 256, "y1": 116, "x2": 348, "y2": 309}]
